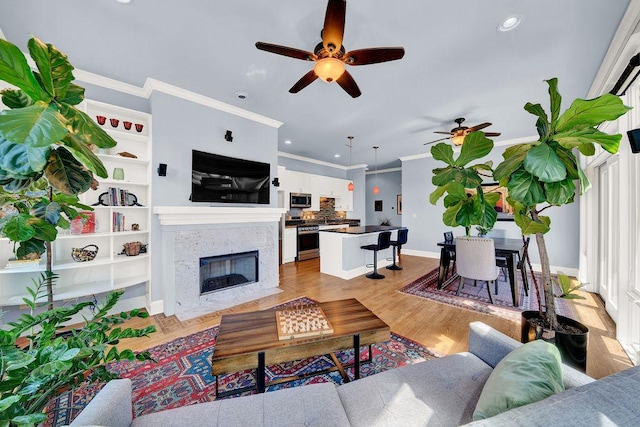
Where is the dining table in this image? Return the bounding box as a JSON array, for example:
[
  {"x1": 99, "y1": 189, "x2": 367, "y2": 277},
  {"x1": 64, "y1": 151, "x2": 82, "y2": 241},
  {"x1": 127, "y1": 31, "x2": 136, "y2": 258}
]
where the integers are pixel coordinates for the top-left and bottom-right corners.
[{"x1": 437, "y1": 237, "x2": 525, "y2": 306}]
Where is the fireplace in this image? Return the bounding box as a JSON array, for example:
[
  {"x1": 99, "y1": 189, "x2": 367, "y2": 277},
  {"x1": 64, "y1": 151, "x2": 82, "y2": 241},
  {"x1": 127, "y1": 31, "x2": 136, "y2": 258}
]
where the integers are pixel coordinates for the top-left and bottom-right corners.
[{"x1": 200, "y1": 250, "x2": 259, "y2": 294}]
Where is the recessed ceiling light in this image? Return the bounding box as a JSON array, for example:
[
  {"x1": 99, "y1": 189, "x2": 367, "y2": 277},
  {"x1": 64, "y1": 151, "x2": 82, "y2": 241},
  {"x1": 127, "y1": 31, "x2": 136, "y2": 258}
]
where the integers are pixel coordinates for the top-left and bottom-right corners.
[
  {"x1": 498, "y1": 15, "x2": 522, "y2": 32},
  {"x1": 284, "y1": 140, "x2": 292, "y2": 145},
  {"x1": 115, "y1": 0, "x2": 132, "y2": 4},
  {"x1": 334, "y1": 154, "x2": 341, "y2": 158},
  {"x1": 235, "y1": 91, "x2": 249, "y2": 100}
]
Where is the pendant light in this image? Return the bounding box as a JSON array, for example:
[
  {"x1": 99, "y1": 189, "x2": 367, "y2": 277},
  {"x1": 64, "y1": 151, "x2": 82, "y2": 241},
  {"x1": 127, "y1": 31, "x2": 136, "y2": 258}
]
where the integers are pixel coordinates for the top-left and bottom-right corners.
[
  {"x1": 347, "y1": 136, "x2": 354, "y2": 191},
  {"x1": 372, "y1": 146, "x2": 380, "y2": 195}
]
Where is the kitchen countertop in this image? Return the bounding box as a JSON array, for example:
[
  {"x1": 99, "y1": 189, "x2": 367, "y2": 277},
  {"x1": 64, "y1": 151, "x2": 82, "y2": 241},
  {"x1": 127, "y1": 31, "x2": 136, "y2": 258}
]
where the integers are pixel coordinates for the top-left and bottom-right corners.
[
  {"x1": 319, "y1": 225, "x2": 401, "y2": 235},
  {"x1": 285, "y1": 219, "x2": 360, "y2": 228}
]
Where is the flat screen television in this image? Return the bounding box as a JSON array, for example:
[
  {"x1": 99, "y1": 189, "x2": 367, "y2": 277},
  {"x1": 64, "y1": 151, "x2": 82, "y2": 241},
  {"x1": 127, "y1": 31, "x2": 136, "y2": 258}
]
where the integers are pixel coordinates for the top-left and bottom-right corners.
[{"x1": 191, "y1": 150, "x2": 270, "y2": 204}]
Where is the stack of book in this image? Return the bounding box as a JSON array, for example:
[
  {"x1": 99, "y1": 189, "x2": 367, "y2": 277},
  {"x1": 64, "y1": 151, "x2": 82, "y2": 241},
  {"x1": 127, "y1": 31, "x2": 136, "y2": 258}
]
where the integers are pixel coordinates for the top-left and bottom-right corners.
[
  {"x1": 107, "y1": 187, "x2": 130, "y2": 206},
  {"x1": 112, "y1": 212, "x2": 126, "y2": 232}
]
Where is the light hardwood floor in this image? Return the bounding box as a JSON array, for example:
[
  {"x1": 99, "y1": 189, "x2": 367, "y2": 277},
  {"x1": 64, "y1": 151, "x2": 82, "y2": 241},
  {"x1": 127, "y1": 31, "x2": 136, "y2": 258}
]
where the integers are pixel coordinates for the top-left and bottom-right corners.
[{"x1": 123, "y1": 255, "x2": 633, "y2": 379}]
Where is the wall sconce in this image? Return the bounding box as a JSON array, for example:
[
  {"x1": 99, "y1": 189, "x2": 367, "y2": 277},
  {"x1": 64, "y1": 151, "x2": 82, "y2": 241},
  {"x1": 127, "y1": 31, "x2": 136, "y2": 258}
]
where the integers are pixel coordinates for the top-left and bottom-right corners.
[
  {"x1": 157, "y1": 163, "x2": 167, "y2": 176},
  {"x1": 272, "y1": 177, "x2": 280, "y2": 187},
  {"x1": 225, "y1": 130, "x2": 233, "y2": 142}
]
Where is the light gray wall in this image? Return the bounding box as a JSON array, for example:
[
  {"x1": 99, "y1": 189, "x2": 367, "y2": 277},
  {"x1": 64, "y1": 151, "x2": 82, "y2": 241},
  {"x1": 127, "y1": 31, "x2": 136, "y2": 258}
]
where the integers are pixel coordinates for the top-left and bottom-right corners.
[
  {"x1": 401, "y1": 146, "x2": 580, "y2": 269},
  {"x1": 349, "y1": 167, "x2": 366, "y2": 222},
  {"x1": 365, "y1": 170, "x2": 402, "y2": 226},
  {"x1": 149, "y1": 91, "x2": 279, "y2": 301},
  {"x1": 82, "y1": 82, "x2": 150, "y2": 113}
]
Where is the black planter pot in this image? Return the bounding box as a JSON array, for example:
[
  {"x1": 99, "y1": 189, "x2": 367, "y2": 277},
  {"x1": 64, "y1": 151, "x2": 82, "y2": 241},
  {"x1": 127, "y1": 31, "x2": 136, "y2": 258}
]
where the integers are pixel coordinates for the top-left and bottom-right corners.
[{"x1": 521, "y1": 310, "x2": 589, "y2": 373}]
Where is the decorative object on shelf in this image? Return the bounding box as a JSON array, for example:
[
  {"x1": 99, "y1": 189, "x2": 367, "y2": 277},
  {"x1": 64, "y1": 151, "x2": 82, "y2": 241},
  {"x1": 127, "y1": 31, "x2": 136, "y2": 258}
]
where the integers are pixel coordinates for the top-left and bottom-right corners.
[
  {"x1": 110, "y1": 118, "x2": 119, "y2": 128},
  {"x1": 71, "y1": 244, "x2": 99, "y2": 262},
  {"x1": 123, "y1": 120, "x2": 132, "y2": 130},
  {"x1": 96, "y1": 115, "x2": 107, "y2": 125},
  {"x1": 80, "y1": 211, "x2": 96, "y2": 233},
  {"x1": 135, "y1": 123, "x2": 144, "y2": 132},
  {"x1": 70, "y1": 217, "x2": 84, "y2": 234},
  {"x1": 94, "y1": 190, "x2": 142, "y2": 207},
  {"x1": 131, "y1": 223, "x2": 140, "y2": 231},
  {"x1": 112, "y1": 167, "x2": 125, "y2": 180},
  {"x1": 117, "y1": 151, "x2": 138, "y2": 158},
  {"x1": 122, "y1": 241, "x2": 142, "y2": 256},
  {"x1": 225, "y1": 129, "x2": 233, "y2": 142}
]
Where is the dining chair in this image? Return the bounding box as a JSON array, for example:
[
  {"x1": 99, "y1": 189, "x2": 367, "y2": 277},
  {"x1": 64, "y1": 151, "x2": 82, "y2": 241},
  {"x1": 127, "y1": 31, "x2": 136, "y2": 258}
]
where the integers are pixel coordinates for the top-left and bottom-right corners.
[
  {"x1": 455, "y1": 237, "x2": 500, "y2": 304},
  {"x1": 496, "y1": 236, "x2": 531, "y2": 296},
  {"x1": 443, "y1": 231, "x2": 456, "y2": 279}
]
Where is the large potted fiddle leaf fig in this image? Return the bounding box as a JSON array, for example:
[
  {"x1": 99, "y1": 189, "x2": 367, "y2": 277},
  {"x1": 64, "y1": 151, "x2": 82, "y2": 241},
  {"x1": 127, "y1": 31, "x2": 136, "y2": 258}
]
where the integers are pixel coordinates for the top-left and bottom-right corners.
[
  {"x1": 445, "y1": 78, "x2": 630, "y2": 370},
  {"x1": 0, "y1": 36, "x2": 117, "y2": 308}
]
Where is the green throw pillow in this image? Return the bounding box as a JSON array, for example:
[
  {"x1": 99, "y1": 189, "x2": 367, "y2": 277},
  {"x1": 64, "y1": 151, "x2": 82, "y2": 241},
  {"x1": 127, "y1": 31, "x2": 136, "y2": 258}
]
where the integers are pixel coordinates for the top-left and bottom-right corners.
[{"x1": 472, "y1": 339, "x2": 565, "y2": 420}]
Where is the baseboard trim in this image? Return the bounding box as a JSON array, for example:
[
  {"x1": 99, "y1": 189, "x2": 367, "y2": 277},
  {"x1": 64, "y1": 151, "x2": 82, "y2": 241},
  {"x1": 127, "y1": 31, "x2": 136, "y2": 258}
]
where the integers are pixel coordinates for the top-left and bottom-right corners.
[{"x1": 148, "y1": 299, "x2": 164, "y2": 315}]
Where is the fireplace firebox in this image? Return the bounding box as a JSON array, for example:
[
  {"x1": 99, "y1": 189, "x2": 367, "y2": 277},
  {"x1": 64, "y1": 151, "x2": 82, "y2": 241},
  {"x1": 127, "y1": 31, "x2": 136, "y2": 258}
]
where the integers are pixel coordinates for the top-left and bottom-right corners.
[{"x1": 200, "y1": 250, "x2": 259, "y2": 295}]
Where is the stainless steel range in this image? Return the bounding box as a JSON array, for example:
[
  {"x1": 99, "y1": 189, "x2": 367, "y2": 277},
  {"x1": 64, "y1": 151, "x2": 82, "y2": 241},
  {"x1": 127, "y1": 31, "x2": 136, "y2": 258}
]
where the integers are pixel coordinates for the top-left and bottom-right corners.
[{"x1": 297, "y1": 224, "x2": 320, "y2": 261}]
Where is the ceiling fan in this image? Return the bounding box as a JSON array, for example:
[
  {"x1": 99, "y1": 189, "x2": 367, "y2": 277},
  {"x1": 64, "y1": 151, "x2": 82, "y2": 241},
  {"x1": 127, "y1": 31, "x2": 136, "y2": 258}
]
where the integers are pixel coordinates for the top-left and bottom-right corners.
[
  {"x1": 255, "y1": 0, "x2": 405, "y2": 98},
  {"x1": 423, "y1": 118, "x2": 502, "y2": 146}
]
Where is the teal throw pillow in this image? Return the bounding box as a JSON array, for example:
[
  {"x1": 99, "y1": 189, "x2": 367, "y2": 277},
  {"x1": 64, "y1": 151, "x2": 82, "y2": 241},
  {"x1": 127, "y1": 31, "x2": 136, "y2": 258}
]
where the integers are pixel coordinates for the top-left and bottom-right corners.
[{"x1": 472, "y1": 339, "x2": 565, "y2": 420}]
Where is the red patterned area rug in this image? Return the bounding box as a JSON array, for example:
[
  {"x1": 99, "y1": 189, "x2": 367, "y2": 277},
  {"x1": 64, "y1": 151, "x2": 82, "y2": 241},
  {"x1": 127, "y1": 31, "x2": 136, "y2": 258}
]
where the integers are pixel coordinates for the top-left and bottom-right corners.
[
  {"x1": 45, "y1": 297, "x2": 441, "y2": 426},
  {"x1": 400, "y1": 267, "x2": 574, "y2": 322}
]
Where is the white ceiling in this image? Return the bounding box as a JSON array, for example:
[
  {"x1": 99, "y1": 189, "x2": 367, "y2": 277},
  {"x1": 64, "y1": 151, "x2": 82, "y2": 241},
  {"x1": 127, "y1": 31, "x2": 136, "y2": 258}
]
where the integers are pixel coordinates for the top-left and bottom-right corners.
[{"x1": 0, "y1": 0, "x2": 632, "y2": 169}]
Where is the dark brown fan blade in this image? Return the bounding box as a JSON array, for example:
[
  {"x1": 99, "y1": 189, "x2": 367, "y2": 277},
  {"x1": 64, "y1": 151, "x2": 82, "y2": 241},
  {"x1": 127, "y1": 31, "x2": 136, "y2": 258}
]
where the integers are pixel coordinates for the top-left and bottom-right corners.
[
  {"x1": 255, "y1": 42, "x2": 316, "y2": 61},
  {"x1": 336, "y1": 70, "x2": 361, "y2": 98},
  {"x1": 424, "y1": 136, "x2": 451, "y2": 145},
  {"x1": 434, "y1": 131, "x2": 453, "y2": 135},
  {"x1": 289, "y1": 70, "x2": 319, "y2": 93},
  {"x1": 467, "y1": 122, "x2": 492, "y2": 132},
  {"x1": 484, "y1": 132, "x2": 502, "y2": 137},
  {"x1": 323, "y1": 0, "x2": 346, "y2": 53},
  {"x1": 342, "y1": 47, "x2": 405, "y2": 65}
]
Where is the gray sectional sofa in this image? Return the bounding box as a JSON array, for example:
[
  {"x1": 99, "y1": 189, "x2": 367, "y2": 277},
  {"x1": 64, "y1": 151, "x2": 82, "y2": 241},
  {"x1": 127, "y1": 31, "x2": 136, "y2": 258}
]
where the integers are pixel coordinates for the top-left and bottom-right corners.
[{"x1": 70, "y1": 321, "x2": 640, "y2": 426}]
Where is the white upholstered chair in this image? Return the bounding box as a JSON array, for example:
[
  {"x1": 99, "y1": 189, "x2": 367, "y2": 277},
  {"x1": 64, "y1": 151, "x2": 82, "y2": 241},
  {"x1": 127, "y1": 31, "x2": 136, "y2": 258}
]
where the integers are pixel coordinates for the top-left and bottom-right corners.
[{"x1": 455, "y1": 237, "x2": 500, "y2": 304}]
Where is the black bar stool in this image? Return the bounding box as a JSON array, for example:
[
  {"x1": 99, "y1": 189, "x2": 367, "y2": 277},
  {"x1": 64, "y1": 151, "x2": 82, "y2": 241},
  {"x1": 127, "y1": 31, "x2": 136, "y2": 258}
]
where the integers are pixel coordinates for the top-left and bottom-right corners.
[
  {"x1": 387, "y1": 228, "x2": 408, "y2": 270},
  {"x1": 361, "y1": 231, "x2": 392, "y2": 279}
]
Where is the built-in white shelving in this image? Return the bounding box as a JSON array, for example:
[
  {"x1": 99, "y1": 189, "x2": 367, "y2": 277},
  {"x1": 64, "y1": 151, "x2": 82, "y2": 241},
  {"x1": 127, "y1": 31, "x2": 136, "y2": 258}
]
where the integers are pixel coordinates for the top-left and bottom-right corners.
[{"x1": 0, "y1": 99, "x2": 152, "y2": 306}]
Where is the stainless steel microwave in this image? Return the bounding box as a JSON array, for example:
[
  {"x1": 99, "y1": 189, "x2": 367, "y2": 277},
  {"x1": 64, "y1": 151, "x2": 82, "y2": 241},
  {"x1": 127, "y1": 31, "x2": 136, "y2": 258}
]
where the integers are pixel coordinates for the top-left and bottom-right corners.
[{"x1": 290, "y1": 193, "x2": 312, "y2": 208}]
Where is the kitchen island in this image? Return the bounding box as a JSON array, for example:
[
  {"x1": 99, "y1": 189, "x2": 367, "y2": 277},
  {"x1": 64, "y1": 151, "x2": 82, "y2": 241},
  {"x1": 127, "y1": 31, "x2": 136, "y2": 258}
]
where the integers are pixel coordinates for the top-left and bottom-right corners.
[{"x1": 319, "y1": 226, "x2": 401, "y2": 279}]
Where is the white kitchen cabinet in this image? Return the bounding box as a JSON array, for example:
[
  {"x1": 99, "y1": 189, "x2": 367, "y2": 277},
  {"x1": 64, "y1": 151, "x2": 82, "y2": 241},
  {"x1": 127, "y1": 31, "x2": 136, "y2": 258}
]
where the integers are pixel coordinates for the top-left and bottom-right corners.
[
  {"x1": 283, "y1": 227, "x2": 297, "y2": 263},
  {"x1": 0, "y1": 99, "x2": 152, "y2": 305}
]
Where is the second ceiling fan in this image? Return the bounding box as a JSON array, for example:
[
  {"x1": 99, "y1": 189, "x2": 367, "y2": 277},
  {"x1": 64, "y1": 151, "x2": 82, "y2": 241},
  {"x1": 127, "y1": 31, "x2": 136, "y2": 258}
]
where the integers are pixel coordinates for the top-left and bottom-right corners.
[
  {"x1": 255, "y1": 0, "x2": 405, "y2": 98},
  {"x1": 424, "y1": 118, "x2": 502, "y2": 146}
]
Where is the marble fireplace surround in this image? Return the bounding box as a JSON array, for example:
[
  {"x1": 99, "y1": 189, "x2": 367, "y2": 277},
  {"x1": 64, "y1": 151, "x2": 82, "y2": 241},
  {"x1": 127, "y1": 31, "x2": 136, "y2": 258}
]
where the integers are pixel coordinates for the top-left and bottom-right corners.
[{"x1": 154, "y1": 207, "x2": 286, "y2": 320}]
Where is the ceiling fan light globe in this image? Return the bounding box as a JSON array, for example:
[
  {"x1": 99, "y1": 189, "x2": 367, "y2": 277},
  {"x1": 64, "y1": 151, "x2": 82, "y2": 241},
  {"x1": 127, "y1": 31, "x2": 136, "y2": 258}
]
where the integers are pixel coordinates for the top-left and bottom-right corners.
[
  {"x1": 452, "y1": 135, "x2": 465, "y2": 146},
  {"x1": 314, "y1": 58, "x2": 346, "y2": 82}
]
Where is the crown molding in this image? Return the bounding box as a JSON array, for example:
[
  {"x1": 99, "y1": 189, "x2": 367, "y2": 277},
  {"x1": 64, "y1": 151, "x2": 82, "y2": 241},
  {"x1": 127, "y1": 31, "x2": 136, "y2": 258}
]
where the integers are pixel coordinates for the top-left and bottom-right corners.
[
  {"x1": 365, "y1": 167, "x2": 402, "y2": 175},
  {"x1": 277, "y1": 151, "x2": 367, "y2": 170}
]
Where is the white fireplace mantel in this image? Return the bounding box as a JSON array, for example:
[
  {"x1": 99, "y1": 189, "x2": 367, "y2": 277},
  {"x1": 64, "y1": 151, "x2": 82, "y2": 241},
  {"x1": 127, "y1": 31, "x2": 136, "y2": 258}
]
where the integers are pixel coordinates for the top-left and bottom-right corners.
[{"x1": 153, "y1": 206, "x2": 286, "y2": 226}]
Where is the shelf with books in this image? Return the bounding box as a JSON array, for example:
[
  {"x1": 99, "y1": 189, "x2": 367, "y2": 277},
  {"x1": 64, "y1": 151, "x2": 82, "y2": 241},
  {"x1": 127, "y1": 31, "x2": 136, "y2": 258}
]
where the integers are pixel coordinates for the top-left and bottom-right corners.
[{"x1": 0, "y1": 99, "x2": 153, "y2": 307}]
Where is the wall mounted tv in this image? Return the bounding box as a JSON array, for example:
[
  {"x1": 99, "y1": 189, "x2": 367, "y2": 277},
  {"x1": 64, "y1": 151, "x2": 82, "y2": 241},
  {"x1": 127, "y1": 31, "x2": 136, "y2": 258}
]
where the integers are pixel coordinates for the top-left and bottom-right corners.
[{"x1": 191, "y1": 150, "x2": 270, "y2": 204}]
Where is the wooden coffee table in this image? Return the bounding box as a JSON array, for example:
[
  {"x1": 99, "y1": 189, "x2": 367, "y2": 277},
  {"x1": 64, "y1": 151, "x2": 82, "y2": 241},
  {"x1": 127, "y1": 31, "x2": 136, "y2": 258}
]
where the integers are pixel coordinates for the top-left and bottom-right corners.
[{"x1": 211, "y1": 298, "x2": 390, "y2": 397}]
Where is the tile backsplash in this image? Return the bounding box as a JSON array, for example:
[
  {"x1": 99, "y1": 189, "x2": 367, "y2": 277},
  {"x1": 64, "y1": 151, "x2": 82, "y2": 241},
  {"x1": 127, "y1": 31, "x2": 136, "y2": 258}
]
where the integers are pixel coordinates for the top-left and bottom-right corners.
[{"x1": 301, "y1": 198, "x2": 346, "y2": 221}]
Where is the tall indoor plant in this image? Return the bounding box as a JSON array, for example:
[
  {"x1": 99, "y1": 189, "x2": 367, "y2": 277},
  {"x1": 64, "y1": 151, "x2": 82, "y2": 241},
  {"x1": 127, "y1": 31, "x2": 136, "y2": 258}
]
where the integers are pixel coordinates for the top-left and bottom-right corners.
[
  {"x1": 491, "y1": 78, "x2": 630, "y2": 331},
  {"x1": 0, "y1": 36, "x2": 117, "y2": 308}
]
